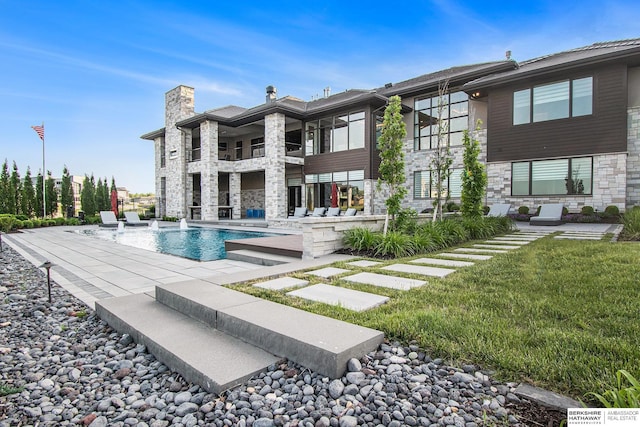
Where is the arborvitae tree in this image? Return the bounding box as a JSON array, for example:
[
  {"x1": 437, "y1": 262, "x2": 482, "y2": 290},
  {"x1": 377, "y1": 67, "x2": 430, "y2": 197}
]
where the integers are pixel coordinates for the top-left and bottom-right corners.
[
  {"x1": 45, "y1": 171, "x2": 58, "y2": 217},
  {"x1": 81, "y1": 174, "x2": 96, "y2": 216},
  {"x1": 0, "y1": 159, "x2": 9, "y2": 214},
  {"x1": 21, "y1": 167, "x2": 35, "y2": 217},
  {"x1": 35, "y1": 172, "x2": 44, "y2": 218},
  {"x1": 96, "y1": 178, "x2": 105, "y2": 211},
  {"x1": 9, "y1": 161, "x2": 20, "y2": 215},
  {"x1": 102, "y1": 179, "x2": 110, "y2": 210},
  {"x1": 460, "y1": 122, "x2": 487, "y2": 218},
  {"x1": 60, "y1": 166, "x2": 74, "y2": 216},
  {"x1": 377, "y1": 95, "x2": 407, "y2": 235},
  {"x1": 110, "y1": 177, "x2": 116, "y2": 193}
]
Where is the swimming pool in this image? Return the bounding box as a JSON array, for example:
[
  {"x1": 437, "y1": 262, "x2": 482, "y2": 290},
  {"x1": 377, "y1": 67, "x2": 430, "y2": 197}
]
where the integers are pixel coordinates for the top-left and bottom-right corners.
[{"x1": 75, "y1": 227, "x2": 280, "y2": 261}]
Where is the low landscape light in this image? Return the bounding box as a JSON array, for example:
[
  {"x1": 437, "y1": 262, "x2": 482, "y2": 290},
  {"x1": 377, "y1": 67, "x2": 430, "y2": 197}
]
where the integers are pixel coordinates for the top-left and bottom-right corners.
[{"x1": 38, "y1": 261, "x2": 54, "y2": 303}]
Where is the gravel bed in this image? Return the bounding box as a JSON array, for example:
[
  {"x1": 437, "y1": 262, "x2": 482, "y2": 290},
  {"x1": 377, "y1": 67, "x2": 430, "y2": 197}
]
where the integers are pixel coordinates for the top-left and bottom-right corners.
[{"x1": 0, "y1": 243, "x2": 530, "y2": 426}]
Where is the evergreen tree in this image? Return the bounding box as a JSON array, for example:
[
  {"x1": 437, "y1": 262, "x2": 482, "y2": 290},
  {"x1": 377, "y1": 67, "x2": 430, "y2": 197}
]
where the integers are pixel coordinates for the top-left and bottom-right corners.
[
  {"x1": 45, "y1": 171, "x2": 58, "y2": 217},
  {"x1": 460, "y1": 122, "x2": 487, "y2": 218},
  {"x1": 35, "y1": 172, "x2": 44, "y2": 218},
  {"x1": 377, "y1": 95, "x2": 407, "y2": 235},
  {"x1": 21, "y1": 167, "x2": 35, "y2": 217},
  {"x1": 102, "y1": 179, "x2": 110, "y2": 210},
  {"x1": 110, "y1": 177, "x2": 117, "y2": 193},
  {"x1": 9, "y1": 161, "x2": 20, "y2": 215},
  {"x1": 81, "y1": 174, "x2": 96, "y2": 216},
  {"x1": 0, "y1": 160, "x2": 9, "y2": 214},
  {"x1": 96, "y1": 177, "x2": 105, "y2": 211},
  {"x1": 60, "y1": 166, "x2": 74, "y2": 217}
]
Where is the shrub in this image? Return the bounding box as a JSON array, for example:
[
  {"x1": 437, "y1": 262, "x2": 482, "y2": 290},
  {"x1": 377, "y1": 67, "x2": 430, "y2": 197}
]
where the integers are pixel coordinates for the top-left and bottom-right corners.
[
  {"x1": 0, "y1": 215, "x2": 16, "y2": 233},
  {"x1": 374, "y1": 232, "x2": 414, "y2": 258},
  {"x1": 604, "y1": 205, "x2": 620, "y2": 216},
  {"x1": 162, "y1": 216, "x2": 179, "y2": 222},
  {"x1": 435, "y1": 218, "x2": 469, "y2": 245},
  {"x1": 411, "y1": 232, "x2": 438, "y2": 253},
  {"x1": 621, "y1": 206, "x2": 640, "y2": 240},
  {"x1": 416, "y1": 222, "x2": 448, "y2": 250},
  {"x1": 581, "y1": 206, "x2": 595, "y2": 215},
  {"x1": 586, "y1": 370, "x2": 640, "y2": 408},
  {"x1": 65, "y1": 218, "x2": 80, "y2": 226},
  {"x1": 562, "y1": 207, "x2": 569, "y2": 215},
  {"x1": 85, "y1": 215, "x2": 101, "y2": 225},
  {"x1": 22, "y1": 220, "x2": 33, "y2": 229},
  {"x1": 535, "y1": 206, "x2": 542, "y2": 216},
  {"x1": 13, "y1": 220, "x2": 23, "y2": 230},
  {"x1": 518, "y1": 206, "x2": 529, "y2": 214},
  {"x1": 15, "y1": 214, "x2": 29, "y2": 221},
  {"x1": 31, "y1": 219, "x2": 41, "y2": 228},
  {"x1": 445, "y1": 201, "x2": 459, "y2": 212},
  {"x1": 489, "y1": 215, "x2": 516, "y2": 234},
  {"x1": 393, "y1": 208, "x2": 418, "y2": 234},
  {"x1": 54, "y1": 217, "x2": 66, "y2": 226},
  {"x1": 461, "y1": 217, "x2": 496, "y2": 240},
  {"x1": 343, "y1": 228, "x2": 381, "y2": 251}
]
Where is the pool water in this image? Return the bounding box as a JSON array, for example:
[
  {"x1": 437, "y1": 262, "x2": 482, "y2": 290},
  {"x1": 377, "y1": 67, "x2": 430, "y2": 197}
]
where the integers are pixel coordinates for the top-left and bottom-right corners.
[{"x1": 75, "y1": 227, "x2": 279, "y2": 261}]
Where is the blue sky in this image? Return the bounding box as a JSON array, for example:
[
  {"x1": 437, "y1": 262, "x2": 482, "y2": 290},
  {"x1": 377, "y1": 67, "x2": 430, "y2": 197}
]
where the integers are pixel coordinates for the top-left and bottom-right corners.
[{"x1": 1, "y1": 0, "x2": 638, "y2": 193}]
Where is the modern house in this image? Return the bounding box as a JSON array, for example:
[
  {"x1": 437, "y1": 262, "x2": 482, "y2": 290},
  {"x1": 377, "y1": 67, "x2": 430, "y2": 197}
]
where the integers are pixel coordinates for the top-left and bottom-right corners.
[{"x1": 142, "y1": 38, "x2": 640, "y2": 221}]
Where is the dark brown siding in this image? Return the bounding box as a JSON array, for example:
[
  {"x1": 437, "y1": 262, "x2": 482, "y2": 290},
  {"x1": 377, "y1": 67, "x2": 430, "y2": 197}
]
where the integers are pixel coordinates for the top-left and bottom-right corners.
[
  {"x1": 487, "y1": 64, "x2": 628, "y2": 162},
  {"x1": 304, "y1": 107, "x2": 379, "y2": 179}
]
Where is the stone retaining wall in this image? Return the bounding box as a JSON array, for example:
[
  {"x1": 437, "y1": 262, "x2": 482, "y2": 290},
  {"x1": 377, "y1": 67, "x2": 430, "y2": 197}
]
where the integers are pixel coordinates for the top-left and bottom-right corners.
[{"x1": 299, "y1": 216, "x2": 387, "y2": 259}]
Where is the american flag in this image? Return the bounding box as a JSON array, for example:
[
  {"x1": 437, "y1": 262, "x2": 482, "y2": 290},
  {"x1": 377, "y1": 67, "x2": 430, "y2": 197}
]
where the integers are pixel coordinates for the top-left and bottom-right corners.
[{"x1": 31, "y1": 124, "x2": 44, "y2": 140}]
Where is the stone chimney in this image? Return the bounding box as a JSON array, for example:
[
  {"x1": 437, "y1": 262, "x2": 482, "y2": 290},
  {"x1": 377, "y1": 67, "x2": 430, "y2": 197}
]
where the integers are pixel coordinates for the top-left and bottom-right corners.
[{"x1": 266, "y1": 85, "x2": 277, "y2": 103}]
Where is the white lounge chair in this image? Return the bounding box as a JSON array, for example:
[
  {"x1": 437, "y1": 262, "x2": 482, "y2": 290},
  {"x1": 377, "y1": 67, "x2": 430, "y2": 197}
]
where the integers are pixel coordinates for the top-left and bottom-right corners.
[
  {"x1": 288, "y1": 207, "x2": 307, "y2": 219},
  {"x1": 99, "y1": 211, "x2": 119, "y2": 227},
  {"x1": 344, "y1": 208, "x2": 357, "y2": 216},
  {"x1": 326, "y1": 207, "x2": 341, "y2": 217},
  {"x1": 124, "y1": 211, "x2": 148, "y2": 227},
  {"x1": 487, "y1": 203, "x2": 512, "y2": 217},
  {"x1": 311, "y1": 207, "x2": 327, "y2": 217},
  {"x1": 530, "y1": 203, "x2": 564, "y2": 226}
]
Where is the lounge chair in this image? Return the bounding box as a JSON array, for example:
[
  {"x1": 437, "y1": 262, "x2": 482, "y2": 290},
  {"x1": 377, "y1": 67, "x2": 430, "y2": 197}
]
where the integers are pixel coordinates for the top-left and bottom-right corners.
[
  {"x1": 344, "y1": 208, "x2": 357, "y2": 216},
  {"x1": 124, "y1": 211, "x2": 148, "y2": 226},
  {"x1": 99, "y1": 211, "x2": 119, "y2": 227},
  {"x1": 326, "y1": 207, "x2": 341, "y2": 217},
  {"x1": 310, "y1": 207, "x2": 327, "y2": 217},
  {"x1": 288, "y1": 207, "x2": 307, "y2": 219},
  {"x1": 529, "y1": 203, "x2": 564, "y2": 226},
  {"x1": 487, "y1": 203, "x2": 512, "y2": 217}
]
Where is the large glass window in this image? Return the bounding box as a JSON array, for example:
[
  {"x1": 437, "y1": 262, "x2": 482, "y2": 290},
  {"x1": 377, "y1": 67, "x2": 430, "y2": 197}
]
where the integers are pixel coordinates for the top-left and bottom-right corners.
[
  {"x1": 513, "y1": 77, "x2": 593, "y2": 125},
  {"x1": 414, "y1": 91, "x2": 468, "y2": 150},
  {"x1": 413, "y1": 168, "x2": 463, "y2": 199},
  {"x1": 511, "y1": 157, "x2": 592, "y2": 195},
  {"x1": 305, "y1": 111, "x2": 365, "y2": 155},
  {"x1": 305, "y1": 170, "x2": 364, "y2": 210}
]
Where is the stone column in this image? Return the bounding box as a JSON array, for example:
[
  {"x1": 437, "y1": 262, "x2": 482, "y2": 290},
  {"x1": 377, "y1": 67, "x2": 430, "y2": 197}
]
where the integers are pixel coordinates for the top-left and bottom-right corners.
[
  {"x1": 164, "y1": 85, "x2": 194, "y2": 218},
  {"x1": 200, "y1": 120, "x2": 219, "y2": 221},
  {"x1": 230, "y1": 172, "x2": 241, "y2": 219},
  {"x1": 627, "y1": 106, "x2": 640, "y2": 208},
  {"x1": 265, "y1": 113, "x2": 287, "y2": 219}
]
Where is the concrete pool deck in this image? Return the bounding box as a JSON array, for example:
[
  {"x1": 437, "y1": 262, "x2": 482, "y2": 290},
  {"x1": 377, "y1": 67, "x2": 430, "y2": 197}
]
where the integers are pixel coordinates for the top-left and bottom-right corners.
[{"x1": 3, "y1": 223, "x2": 348, "y2": 309}]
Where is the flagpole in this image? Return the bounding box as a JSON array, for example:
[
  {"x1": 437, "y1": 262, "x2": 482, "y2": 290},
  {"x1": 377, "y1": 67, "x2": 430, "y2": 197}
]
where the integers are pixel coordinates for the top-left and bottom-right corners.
[{"x1": 42, "y1": 122, "x2": 46, "y2": 218}]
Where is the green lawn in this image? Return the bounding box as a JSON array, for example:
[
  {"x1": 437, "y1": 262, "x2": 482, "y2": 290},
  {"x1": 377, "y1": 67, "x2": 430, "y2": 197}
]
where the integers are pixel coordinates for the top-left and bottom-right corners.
[{"x1": 231, "y1": 235, "x2": 640, "y2": 403}]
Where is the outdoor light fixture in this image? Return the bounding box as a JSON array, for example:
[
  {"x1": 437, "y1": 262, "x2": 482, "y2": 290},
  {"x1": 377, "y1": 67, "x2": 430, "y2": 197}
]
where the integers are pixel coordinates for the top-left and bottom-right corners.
[{"x1": 39, "y1": 261, "x2": 54, "y2": 303}]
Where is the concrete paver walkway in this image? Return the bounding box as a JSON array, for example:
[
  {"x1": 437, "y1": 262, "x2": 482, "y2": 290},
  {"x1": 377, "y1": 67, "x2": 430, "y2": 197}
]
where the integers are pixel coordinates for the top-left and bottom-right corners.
[{"x1": 287, "y1": 284, "x2": 389, "y2": 311}]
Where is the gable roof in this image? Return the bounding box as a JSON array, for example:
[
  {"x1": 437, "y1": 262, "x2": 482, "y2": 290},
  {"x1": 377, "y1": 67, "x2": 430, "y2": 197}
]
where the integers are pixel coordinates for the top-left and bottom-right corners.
[{"x1": 464, "y1": 38, "x2": 640, "y2": 90}]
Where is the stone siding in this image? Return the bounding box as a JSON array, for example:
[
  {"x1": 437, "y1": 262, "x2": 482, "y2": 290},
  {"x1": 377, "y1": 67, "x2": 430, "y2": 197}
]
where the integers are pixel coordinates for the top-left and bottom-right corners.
[
  {"x1": 264, "y1": 113, "x2": 287, "y2": 219},
  {"x1": 627, "y1": 106, "x2": 640, "y2": 207},
  {"x1": 300, "y1": 216, "x2": 387, "y2": 259},
  {"x1": 486, "y1": 153, "x2": 627, "y2": 212}
]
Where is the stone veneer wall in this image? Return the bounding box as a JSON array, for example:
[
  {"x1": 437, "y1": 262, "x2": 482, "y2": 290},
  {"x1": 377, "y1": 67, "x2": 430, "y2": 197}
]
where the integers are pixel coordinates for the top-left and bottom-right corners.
[
  {"x1": 299, "y1": 216, "x2": 387, "y2": 259},
  {"x1": 241, "y1": 189, "x2": 265, "y2": 217},
  {"x1": 161, "y1": 86, "x2": 194, "y2": 218},
  {"x1": 486, "y1": 153, "x2": 627, "y2": 212},
  {"x1": 627, "y1": 106, "x2": 640, "y2": 207},
  {"x1": 264, "y1": 113, "x2": 287, "y2": 219}
]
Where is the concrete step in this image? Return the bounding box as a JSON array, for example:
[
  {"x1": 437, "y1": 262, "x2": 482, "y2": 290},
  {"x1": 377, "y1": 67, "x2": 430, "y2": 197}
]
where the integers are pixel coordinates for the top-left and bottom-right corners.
[
  {"x1": 226, "y1": 249, "x2": 300, "y2": 266},
  {"x1": 95, "y1": 293, "x2": 281, "y2": 394},
  {"x1": 155, "y1": 280, "x2": 384, "y2": 379}
]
